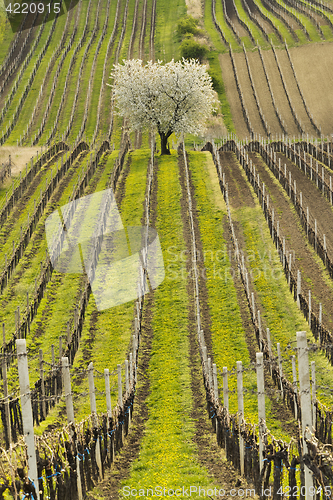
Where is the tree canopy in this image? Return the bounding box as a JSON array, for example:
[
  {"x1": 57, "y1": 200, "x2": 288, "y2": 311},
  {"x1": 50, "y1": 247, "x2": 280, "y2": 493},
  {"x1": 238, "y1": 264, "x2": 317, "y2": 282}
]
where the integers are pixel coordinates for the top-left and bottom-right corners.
[{"x1": 110, "y1": 58, "x2": 216, "y2": 154}]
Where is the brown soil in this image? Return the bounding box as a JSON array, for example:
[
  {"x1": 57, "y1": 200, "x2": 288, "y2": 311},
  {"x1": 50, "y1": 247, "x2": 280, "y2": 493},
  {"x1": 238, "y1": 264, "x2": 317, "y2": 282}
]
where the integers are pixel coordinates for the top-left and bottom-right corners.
[
  {"x1": 260, "y1": 49, "x2": 299, "y2": 137},
  {"x1": 289, "y1": 42, "x2": 333, "y2": 137},
  {"x1": 248, "y1": 150, "x2": 333, "y2": 331},
  {"x1": 274, "y1": 48, "x2": 317, "y2": 136},
  {"x1": 225, "y1": 0, "x2": 249, "y2": 39},
  {"x1": 0, "y1": 146, "x2": 41, "y2": 177},
  {"x1": 233, "y1": 52, "x2": 266, "y2": 137},
  {"x1": 268, "y1": 0, "x2": 301, "y2": 34},
  {"x1": 222, "y1": 42, "x2": 333, "y2": 139},
  {"x1": 244, "y1": 0, "x2": 276, "y2": 36},
  {"x1": 219, "y1": 53, "x2": 249, "y2": 139},
  {"x1": 276, "y1": 151, "x2": 333, "y2": 252},
  {"x1": 246, "y1": 51, "x2": 283, "y2": 137}
]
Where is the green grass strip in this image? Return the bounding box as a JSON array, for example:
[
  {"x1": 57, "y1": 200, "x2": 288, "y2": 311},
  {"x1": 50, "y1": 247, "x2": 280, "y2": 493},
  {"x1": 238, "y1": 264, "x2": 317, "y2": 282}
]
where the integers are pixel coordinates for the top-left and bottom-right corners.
[
  {"x1": 1, "y1": 153, "x2": 89, "y2": 340},
  {"x1": 229, "y1": 154, "x2": 333, "y2": 409},
  {"x1": 72, "y1": 148, "x2": 151, "y2": 422},
  {"x1": 204, "y1": 0, "x2": 239, "y2": 52},
  {"x1": 154, "y1": 0, "x2": 186, "y2": 61},
  {"x1": 187, "y1": 151, "x2": 292, "y2": 439},
  {"x1": 120, "y1": 151, "x2": 215, "y2": 495},
  {"x1": 274, "y1": 0, "x2": 321, "y2": 43},
  {"x1": 234, "y1": 0, "x2": 269, "y2": 48},
  {"x1": 251, "y1": 0, "x2": 295, "y2": 47}
]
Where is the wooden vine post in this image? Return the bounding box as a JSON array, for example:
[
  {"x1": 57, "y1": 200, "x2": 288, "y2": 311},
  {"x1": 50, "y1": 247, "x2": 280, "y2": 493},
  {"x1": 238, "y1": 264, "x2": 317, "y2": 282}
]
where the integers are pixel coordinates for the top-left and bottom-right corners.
[
  {"x1": 16, "y1": 339, "x2": 40, "y2": 500},
  {"x1": 237, "y1": 361, "x2": 245, "y2": 476},
  {"x1": 2, "y1": 352, "x2": 11, "y2": 446}
]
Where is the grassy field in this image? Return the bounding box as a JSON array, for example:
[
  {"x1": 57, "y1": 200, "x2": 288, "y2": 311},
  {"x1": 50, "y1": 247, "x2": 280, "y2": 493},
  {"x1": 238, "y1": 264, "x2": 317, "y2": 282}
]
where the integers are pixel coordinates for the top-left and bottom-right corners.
[{"x1": 1, "y1": 0, "x2": 333, "y2": 496}]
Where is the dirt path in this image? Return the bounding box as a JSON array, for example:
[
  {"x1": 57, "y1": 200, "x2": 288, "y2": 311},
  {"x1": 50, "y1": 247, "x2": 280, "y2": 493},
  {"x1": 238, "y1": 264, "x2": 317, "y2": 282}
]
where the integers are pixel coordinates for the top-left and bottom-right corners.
[
  {"x1": 246, "y1": 51, "x2": 283, "y2": 138},
  {"x1": 248, "y1": 150, "x2": 333, "y2": 331},
  {"x1": 274, "y1": 48, "x2": 318, "y2": 136},
  {"x1": 260, "y1": 49, "x2": 299, "y2": 137},
  {"x1": 219, "y1": 54, "x2": 249, "y2": 139},
  {"x1": 233, "y1": 52, "x2": 266, "y2": 137},
  {"x1": 289, "y1": 42, "x2": 333, "y2": 137}
]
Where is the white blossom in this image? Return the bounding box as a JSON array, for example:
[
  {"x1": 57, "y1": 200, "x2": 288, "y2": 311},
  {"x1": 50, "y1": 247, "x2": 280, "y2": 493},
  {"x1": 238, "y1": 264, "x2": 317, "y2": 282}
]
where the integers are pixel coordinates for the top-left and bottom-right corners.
[{"x1": 109, "y1": 58, "x2": 217, "y2": 152}]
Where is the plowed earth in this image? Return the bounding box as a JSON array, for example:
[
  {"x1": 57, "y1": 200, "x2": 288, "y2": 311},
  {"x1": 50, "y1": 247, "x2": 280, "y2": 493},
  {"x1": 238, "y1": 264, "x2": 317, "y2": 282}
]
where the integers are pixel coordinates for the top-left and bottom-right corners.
[{"x1": 221, "y1": 43, "x2": 333, "y2": 139}]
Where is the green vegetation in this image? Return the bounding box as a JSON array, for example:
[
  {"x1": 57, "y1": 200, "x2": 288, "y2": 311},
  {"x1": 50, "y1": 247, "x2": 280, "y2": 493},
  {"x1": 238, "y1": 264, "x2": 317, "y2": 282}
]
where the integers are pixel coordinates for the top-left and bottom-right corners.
[
  {"x1": 1, "y1": 152, "x2": 89, "y2": 346},
  {"x1": 1, "y1": 0, "x2": 333, "y2": 494},
  {"x1": 180, "y1": 37, "x2": 208, "y2": 61},
  {"x1": 204, "y1": 0, "x2": 239, "y2": 52},
  {"x1": 232, "y1": 154, "x2": 333, "y2": 407},
  {"x1": 187, "y1": 151, "x2": 291, "y2": 438},
  {"x1": 8, "y1": 8, "x2": 79, "y2": 145},
  {"x1": 177, "y1": 15, "x2": 200, "y2": 38},
  {"x1": 252, "y1": 0, "x2": 296, "y2": 47},
  {"x1": 275, "y1": 0, "x2": 322, "y2": 43},
  {"x1": 0, "y1": 6, "x2": 23, "y2": 66},
  {"x1": 207, "y1": 52, "x2": 235, "y2": 134},
  {"x1": 234, "y1": 0, "x2": 269, "y2": 48},
  {"x1": 154, "y1": 0, "x2": 186, "y2": 61},
  {"x1": 121, "y1": 151, "x2": 215, "y2": 494}
]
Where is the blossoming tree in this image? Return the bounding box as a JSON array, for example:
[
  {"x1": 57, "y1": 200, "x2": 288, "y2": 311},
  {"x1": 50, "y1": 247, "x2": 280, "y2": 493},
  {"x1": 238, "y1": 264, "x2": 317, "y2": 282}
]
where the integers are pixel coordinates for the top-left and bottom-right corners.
[{"x1": 110, "y1": 58, "x2": 217, "y2": 154}]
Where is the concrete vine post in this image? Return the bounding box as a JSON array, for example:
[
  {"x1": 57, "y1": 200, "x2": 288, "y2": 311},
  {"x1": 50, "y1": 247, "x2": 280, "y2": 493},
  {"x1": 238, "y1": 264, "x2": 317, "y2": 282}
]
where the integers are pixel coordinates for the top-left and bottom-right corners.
[
  {"x1": 16, "y1": 339, "x2": 40, "y2": 500},
  {"x1": 88, "y1": 362, "x2": 103, "y2": 481},
  {"x1": 256, "y1": 352, "x2": 265, "y2": 474},
  {"x1": 296, "y1": 331, "x2": 314, "y2": 499}
]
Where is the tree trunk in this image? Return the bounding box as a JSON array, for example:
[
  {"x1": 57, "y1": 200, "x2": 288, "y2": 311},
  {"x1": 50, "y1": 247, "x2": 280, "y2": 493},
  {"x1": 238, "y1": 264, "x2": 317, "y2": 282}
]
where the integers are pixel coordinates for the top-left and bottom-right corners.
[{"x1": 159, "y1": 131, "x2": 171, "y2": 155}]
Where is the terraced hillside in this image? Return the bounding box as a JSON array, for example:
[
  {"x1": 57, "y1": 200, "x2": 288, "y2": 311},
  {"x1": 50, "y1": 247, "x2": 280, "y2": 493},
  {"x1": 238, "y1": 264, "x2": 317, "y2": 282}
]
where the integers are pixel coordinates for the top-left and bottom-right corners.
[{"x1": 0, "y1": 0, "x2": 333, "y2": 498}]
